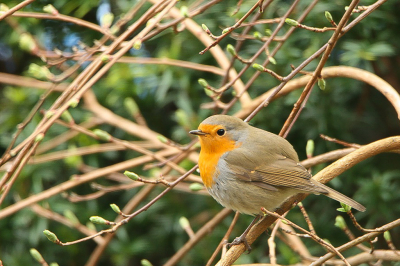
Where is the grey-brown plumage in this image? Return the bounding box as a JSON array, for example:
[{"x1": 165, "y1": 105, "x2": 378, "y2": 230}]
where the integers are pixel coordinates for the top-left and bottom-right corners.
[{"x1": 194, "y1": 115, "x2": 365, "y2": 215}]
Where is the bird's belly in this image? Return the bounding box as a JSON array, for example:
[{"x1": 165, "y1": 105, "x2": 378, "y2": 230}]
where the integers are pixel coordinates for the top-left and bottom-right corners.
[{"x1": 207, "y1": 174, "x2": 296, "y2": 216}]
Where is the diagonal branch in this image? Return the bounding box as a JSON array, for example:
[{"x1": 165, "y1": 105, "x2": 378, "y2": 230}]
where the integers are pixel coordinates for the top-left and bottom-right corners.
[{"x1": 215, "y1": 136, "x2": 400, "y2": 266}]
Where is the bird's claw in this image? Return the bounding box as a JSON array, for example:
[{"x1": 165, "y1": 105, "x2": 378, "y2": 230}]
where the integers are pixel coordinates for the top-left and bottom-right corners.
[{"x1": 227, "y1": 236, "x2": 252, "y2": 253}]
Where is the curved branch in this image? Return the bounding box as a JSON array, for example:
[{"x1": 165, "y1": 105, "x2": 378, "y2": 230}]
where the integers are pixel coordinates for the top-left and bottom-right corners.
[
  {"x1": 11, "y1": 12, "x2": 115, "y2": 39},
  {"x1": 325, "y1": 250, "x2": 400, "y2": 265},
  {"x1": 0, "y1": 149, "x2": 177, "y2": 220},
  {"x1": 235, "y1": 66, "x2": 400, "y2": 120},
  {"x1": 216, "y1": 136, "x2": 400, "y2": 266}
]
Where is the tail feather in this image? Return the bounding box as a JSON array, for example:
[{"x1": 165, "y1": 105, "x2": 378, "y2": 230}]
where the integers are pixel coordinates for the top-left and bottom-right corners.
[{"x1": 318, "y1": 182, "x2": 366, "y2": 212}]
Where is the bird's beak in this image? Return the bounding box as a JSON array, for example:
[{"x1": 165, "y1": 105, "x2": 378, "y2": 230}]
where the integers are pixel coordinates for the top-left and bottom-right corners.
[{"x1": 189, "y1": 129, "x2": 206, "y2": 136}]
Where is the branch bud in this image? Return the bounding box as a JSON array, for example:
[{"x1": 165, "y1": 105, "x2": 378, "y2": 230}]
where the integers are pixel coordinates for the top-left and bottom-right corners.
[
  {"x1": 268, "y1": 56, "x2": 277, "y2": 65},
  {"x1": 28, "y1": 63, "x2": 53, "y2": 80},
  {"x1": 253, "y1": 31, "x2": 262, "y2": 40},
  {"x1": 43, "y1": 4, "x2": 58, "y2": 15},
  {"x1": 43, "y1": 230, "x2": 59, "y2": 243},
  {"x1": 180, "y1": 6, "x2": 189, "y2": 18},
  {"x1": 61, "y1": 110, "x2": 73, "y2": 124},
  {"x1": 93, "y1": 129, "x2": 112, "y2": 142},
  {"x1": 384, "y1": 231, "x2": 391, "y2": 241},
  {"x1": 141, "y1": 259, "x2": 153, "y2": 266},
  {"x1": 179, "y1": 216, "x2": 190, "y2": 229},
  {"x1": 35, "y1": 133, "x2": 44, "y2": 142},
  {"x1": 285, "y1": 18, "x2": 299, "y2": 27},
  {"x1": 100, "y1": 55, "x2": 110, "y2": 63},
  {"x1": 30, "y1": 248, "x2": 44, "y2": 263},
  {"x1": 265, "y1": 28, "x2": 272, "y2": 36},
  {"x1": 201, "y1": 24, "x2": 209, "y2": 32},
  {"x1": 252, "y1": 63, "x2": 266, "y2": 72},
  {"x1": 198, "y1": 78, "x2": 209, "y2": 88},
  {"x1": 337, "y1": 202, "x2": 352, "y2": 213},
  {"x1": 226, "y1": 44, "x2": 236, "y2": 56},
  {"x1": 133, "y1": 40, "x2": 142, "y2": 50},
  {"x1": 325, "y1": 11, "x2": 333, "y2": 22},
  {"x1": 110, "y1": 204, "x2": 121, "y2": 214},
  {"x1": 334, "y1": 215, "x2": 346, "y2": 230},
  {"x1": 68, "y1": 98, "x2": 79, "y2": 108},
  {"x1": 318, "y1": 78, "x2": 326, "y2": 90},
  {"x1": 19, "y1": 33, "x2": 37, "y2": 53},
  {"x1": 124, "y1": 170, "x2": 139, "y2": 181},
  {"x1": 189, "y1": 183, "x2": 203, "y2": 191},
  {"x1": 0, "y1": 3, "x2": 9, "y2": 11},
  {"x1": 157, "y1": 135, "x2": 168, "y2": 144},
  {"x1": 306, "y1": 139, "x2": 314, "y2": 158},
  {"x1": 124, "y1": 97, "x2": 139, "y2": 116},
  {"x1": 89, "y1": 216, "x2": 108, "y2": 225},
  {"x1": 100, "y1": 13, "x2": 114, "y2": 28},
  {"x1": 222, "y1": 28, "x2": 230, "y2": 34}
]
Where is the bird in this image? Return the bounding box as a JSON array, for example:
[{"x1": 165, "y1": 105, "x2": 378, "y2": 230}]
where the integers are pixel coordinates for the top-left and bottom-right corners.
[{"x1": 189, "y1": 115, "x2": 365, "y2": 250}]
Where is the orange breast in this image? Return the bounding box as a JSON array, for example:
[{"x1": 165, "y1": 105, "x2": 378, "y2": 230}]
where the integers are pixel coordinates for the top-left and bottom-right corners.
[{"x1": 198, "y1": 133, "x2": 238, "y2": 188}]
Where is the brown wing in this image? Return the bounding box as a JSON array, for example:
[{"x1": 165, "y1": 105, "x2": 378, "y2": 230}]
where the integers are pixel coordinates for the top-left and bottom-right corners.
[{"x1": 225, "y1": 148, "x2": 328, "y2": 194}]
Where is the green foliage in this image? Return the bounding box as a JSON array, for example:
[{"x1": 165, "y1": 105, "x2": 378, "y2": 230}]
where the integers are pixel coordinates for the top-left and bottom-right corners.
[{"x1": 1, "y1": 0, "x2": 400, "y2": 265}]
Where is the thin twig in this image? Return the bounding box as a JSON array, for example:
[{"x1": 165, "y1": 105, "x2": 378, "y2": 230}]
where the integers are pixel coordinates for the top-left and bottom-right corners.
[
  {"x1": 206, "y1": 211, "x2": 240, "y2": 266},
  {"x1": 261, "y1": 208, "x2": 351, "y2": 266}
]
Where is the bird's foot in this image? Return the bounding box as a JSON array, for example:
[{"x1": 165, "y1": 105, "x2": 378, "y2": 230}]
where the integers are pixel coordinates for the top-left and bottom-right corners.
[{"x1": 227, "y1": 235, "x2": 252, "y2": 253}]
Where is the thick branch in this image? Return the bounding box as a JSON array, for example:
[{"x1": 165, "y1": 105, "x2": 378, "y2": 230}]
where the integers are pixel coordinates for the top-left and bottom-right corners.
[
  {"x1": 235, "y1": 66, "x2": 400, "y2": 120},
  {"x1": 216, "y1": 136, "x2": 400, "y2": 265}
]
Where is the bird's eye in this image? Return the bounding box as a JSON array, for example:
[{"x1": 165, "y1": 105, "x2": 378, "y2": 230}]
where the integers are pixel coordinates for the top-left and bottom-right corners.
[{"x1": 217, "y1": 129, "x2": 225, "y2": 136}]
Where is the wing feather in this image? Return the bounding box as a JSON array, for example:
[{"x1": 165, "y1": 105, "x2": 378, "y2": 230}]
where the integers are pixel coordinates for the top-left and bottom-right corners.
[{"x1": 225, "y1": 147, "x2": 327, "y2": 194}]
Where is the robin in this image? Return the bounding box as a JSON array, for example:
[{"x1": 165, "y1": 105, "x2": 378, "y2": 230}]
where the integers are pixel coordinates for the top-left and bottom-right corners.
[{"x1": 189, "y1": 115, "x2": 365, "y2": 250}]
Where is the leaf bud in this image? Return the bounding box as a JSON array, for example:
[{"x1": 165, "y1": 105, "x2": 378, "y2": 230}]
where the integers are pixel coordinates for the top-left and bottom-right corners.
[
  {"x1": 157, "y1": 135, "x2": 168, "y2": 144},
  {"x1": 93, "y1": 129, "x2": 112, "y2": 142},
  {"x1": 306, "y1": 139, "x2": 314, "y2": 158},
  {"x1": 43, "y1": 230, "x2": 58, "y2": 243},
  {"x1": 30, "y1": 248, "x2": 44, "y2": 263},
  {"x1": 268, "y1": 56, "x2": 277, "y2": 65},
  {"x1": 198, "y1": 78, "x2": 209, "y2": 88},
  {"x1": 133, "y1": 40, "x2": 142, "y2": 50},
  {"x1": 253, "y1": 31, "x2": 262, "y2": 40},
  {"x1": 179, "y1": 217, "x2": 190, "y2": 229},
  {"x1": 252, "y1": 63, "x2": 266, "y2": 72},
  {"x1": 89, "y1": 216, "x2": 108, "y2": 225},
  {"x1": 318, "y1": 78, "x2": 326, "y2": 90},
  {"x1": 100, "y1": 13, "x2": 114, "y2": 28},
  {"x1": 285, "y1": 18, "x2": 299, "y2": 27},
  {"x1": 334, "y1": 215, "x2": 346, "y2": 230},
  {"x1": 35, "y1": 133, "x2": 44, "y2": 142},
  {"x1": 124, "y1": 97, "x2": 139, "y2": 116},
  {"x1": 61, "y1": 110, "x2": 73, "y2": 124},
  {"x1": 19, "y1": 33, "x2": 37, "y2": 53},
  {"x1": 180, "y1": 6, "x2": 189, "y2": 18},
  {"x1": 325, "y1": 11, "x2": 333, "y2": 22},
  {"x1": 28, "y1": 64, "x2": 53, "y2": 80},
  {"x1": 124, "y1": 171, "x2": 139, "y2": 181},
  {"x1": 189, "y1": 183, "x2": 203, "y2": 191},
  {"x1": 141, "y1": 259, "x2": 153, "y2": 266},
  {"x1": 226, "y1": 44, "x2": 236, "y2": 56},
  {"x1": 110, "y1": 204, "x2": 121, "y2": 214},
  {"x1": 384, "y1": 231, "x2": 391, "y2": 241},
  {"x1": 43, "y1": 4, "x2": 58, "y2": 15}
]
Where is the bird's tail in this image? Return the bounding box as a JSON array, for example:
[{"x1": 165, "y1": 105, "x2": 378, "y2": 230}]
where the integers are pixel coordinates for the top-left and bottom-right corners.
[{"x1": 318, "y1": 182, "x2": 366, "y2": 212}]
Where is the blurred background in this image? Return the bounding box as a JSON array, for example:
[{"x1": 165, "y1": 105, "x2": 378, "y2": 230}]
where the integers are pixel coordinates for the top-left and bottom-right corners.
[{"x1": 0, "y1": 0, "x2": 399, "y2": 265}]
